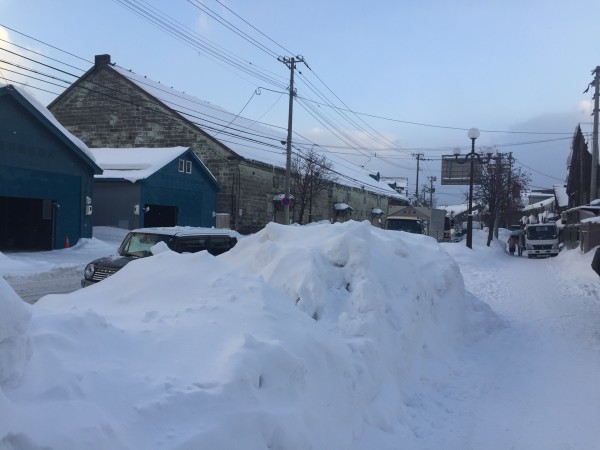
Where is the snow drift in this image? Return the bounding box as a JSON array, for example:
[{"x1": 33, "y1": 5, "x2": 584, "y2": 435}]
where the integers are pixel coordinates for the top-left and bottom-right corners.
[{"x1": 0, "y1": 221, "x2": 495, "y2": 449}]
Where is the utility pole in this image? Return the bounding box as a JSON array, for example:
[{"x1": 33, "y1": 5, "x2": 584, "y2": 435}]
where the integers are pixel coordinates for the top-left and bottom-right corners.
[
  {"x1": 413, "y1": 153, "x2": 423, "y2": 205},
  {"x1": 278, "y1": 55, "x2": 305, "y2": 224},
  {"x1": 428, "y1": 176, "x2": 436, "y2": 207},
  {"x1": 591, "y1": 66, "x2": 600, "y2": 201}
]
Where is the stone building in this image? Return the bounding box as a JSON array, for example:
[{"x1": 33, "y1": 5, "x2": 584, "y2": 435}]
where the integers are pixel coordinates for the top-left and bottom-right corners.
[{"x1": 49, "y1": 54, "x2": 403, "y2": 233}]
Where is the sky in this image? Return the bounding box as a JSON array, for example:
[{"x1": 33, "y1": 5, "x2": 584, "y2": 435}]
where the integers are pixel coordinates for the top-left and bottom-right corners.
[
  {"x1": 1, "y1": 0, "x2": 599, "y2": 203},
  {"x1": 2, "y1": 223, "x2": 600, "y2": 449}
]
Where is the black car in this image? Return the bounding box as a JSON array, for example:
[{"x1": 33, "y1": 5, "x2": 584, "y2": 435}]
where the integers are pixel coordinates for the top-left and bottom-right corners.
[{"x1": 81, "y1": 227, "x2": 241, "y2": 287}]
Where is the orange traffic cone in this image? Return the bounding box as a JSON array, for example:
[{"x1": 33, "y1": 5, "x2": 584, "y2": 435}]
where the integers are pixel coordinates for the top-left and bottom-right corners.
[{"x1": 64, "y1": 235, "x2": 70, "y2": 248}]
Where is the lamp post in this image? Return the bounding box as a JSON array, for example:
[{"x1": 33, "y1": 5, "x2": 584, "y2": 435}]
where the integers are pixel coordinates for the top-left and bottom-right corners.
[{"x1": 453, "y1": 127, "x2": 480, "y2": 249}]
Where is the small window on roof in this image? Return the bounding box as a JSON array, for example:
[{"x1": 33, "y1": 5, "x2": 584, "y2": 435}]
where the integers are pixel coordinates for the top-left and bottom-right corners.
[
  {"x1": 186, "y1": 160, "x2": 192, "y2": 174},
  {"x1": 178, "y1": 159, "x2": 185, "y2": 172}
]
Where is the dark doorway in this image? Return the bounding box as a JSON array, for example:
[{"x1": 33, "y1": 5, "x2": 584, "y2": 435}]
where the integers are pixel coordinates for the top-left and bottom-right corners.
[
  {"x1": 143, "y1": 204, "x2": 178, "y2": 228},
  {"x1": 0, "y1": 196, "x2": 54, "y2": 251}
]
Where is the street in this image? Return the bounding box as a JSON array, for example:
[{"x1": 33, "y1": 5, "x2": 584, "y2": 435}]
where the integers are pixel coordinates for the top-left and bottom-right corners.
[{"x1": 5, "y1": 267, "x2": 83, "y2": 304}]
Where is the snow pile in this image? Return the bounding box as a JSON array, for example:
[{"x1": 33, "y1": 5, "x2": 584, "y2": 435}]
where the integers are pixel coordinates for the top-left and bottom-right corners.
[
  {"x1": 0, "y1": 221, "x2": 494, "y2": 449},
  {"x1": 0, "y1": 227, "x2": 127, "y2": 277},
  {"x1": 0, "y1": 278, "x2": 31, "y2": 387}
]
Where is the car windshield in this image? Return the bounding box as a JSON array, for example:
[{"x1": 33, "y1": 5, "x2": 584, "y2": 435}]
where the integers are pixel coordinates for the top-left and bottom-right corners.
[
  {"x1": 119, "y1": 232, "x2": 174, "y2": 257},
  {"x1": 387, "y1": 219, "x2": 422, "y2": 234},
  {"x1": 526, "y1": 226, "x2": 556, "y2": 240}
]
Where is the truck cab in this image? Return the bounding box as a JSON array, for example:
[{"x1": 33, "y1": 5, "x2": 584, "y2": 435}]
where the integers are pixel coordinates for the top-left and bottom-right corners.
[
  {"x1": 384, "y1": 216, "x2": 425, "y2": 235},
  {"x1": 525, "y1": 223, "x2": 559, "y2": 258}
]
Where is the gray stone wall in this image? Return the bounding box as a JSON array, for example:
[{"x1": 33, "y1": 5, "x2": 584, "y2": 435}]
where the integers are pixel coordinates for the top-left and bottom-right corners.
[{"x1": 49, "y1": 65, "x2": 394, "y2": 234}]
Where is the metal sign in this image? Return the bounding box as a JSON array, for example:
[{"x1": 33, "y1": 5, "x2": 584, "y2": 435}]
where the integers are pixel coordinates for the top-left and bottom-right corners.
[{"x1": 440, "y1": 155, "x2": 484, "y2": 186}]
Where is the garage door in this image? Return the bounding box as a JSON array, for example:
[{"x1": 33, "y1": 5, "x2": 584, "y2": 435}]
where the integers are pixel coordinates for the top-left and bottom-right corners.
[
  {"x1": 143, "y1": 204, "x2": 178, "y2": 228},
  {"x1": 0, "y1": 196, "x2": 54, "y2": 251}
]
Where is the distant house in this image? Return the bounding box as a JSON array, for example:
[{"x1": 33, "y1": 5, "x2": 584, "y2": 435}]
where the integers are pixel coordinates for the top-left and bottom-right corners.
[
  {"x1": 48, "y1": 54, "x2": 403, "y2": 233},
  {"x1": 88, "y1": 147, "x2": 220, "y2": 229},
  {"x1": 0, "y1": 84, "x2": 101, "y2": 251}
]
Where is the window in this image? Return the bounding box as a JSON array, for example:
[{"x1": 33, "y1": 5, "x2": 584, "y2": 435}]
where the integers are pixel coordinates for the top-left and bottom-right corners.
[
  {"x1": 177, "y1": 237, "x2": 209, "y2": 253},
  {"x1": 185, "y1": 161, "x2": 192, "y2": 174},
  {"x1": 178, "y1": 159, "x2": 185, "y2": 172}
]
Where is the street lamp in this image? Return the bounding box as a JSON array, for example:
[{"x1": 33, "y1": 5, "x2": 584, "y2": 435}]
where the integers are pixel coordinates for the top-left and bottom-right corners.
[{"x1": 453, "y1": 127, "x2": 480, "y2": 249}]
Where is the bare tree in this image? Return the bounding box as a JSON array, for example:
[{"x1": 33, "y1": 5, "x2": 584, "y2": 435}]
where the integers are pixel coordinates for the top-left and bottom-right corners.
[
  {"x1": 291, "y1": 147, "x2": 337, "y2": 224},
  {"x1": 472, "y1": 153, "x2": 530, "y2": 246}
]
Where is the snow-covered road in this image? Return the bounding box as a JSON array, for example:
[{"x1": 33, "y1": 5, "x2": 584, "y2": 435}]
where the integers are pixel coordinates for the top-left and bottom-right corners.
[
  {"x1": 441, "y1": 239, "x2": 600, "y2": 449},
  {"x1": 5, "y1": 267, "x2": 82, "y2": 304},
  {"x1": 2, "y1": 226, "x2": 128, "y2": 304}
]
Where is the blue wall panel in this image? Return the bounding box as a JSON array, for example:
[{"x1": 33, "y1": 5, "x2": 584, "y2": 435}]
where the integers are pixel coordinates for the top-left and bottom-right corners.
[{"x1": 0, "y1": 88, "x2": 97, "y2": 248}]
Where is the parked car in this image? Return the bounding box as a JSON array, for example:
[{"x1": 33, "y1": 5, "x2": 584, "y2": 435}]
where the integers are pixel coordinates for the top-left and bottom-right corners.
[
  {"x1": 451, "y1": 229, "x2": 463, "y2": 242},
  {"x1": 81, "y1": 227, "x2": 241, "y2": 287}
]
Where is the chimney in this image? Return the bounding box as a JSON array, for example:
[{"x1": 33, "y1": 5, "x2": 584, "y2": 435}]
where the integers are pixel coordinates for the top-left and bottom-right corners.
[{"x1": 95, "y1": 54, "x2": 111, "y2": 66}]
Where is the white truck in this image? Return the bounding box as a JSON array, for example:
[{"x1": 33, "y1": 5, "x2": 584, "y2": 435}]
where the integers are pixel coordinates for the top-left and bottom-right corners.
[
  {"x1": 384, "y1": 207, "x2": 447, "y2": 241},
  {"x1": 384, "y1": 215, "x2": 425, "y2": 235},
  {"x1": 525, "y1": 223, "x2": 560, "y2": 258}
]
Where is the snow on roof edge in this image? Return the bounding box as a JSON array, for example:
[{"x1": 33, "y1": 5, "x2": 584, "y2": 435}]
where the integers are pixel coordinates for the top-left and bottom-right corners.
[{"x1": 3, "y1": 84, "x2": 98, "y2": 165}]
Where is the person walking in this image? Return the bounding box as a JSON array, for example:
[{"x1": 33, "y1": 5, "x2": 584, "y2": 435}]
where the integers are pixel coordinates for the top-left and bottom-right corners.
[
  {"x1": 518, "y1": 231, "x2": 525, "y2": 256},
  {"x1": 508, "y1": 234, "x2": 517, "y2": 255}
]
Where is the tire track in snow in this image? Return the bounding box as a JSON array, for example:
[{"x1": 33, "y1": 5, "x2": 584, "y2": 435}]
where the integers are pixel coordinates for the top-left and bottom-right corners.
[{"x1": 437, "y1": 245, "x2": 600, "y2": 449}]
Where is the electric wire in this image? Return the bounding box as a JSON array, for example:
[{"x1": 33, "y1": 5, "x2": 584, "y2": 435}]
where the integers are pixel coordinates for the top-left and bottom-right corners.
[
  {"x1": 212, "y1": 0, "x2": 295, "y2": 56},
  {"x1": 186, "y1": 0, "x2": 279, "y2": 59},
  {"x1": 0, "y1": 23, "x2": 93, "y2": 64},
  {"x1": 2, "y1": 22, "x2": 578, "y2": 194},
  {"x1": 112, "y1": 0, "x2": 287, "y2": 89}
]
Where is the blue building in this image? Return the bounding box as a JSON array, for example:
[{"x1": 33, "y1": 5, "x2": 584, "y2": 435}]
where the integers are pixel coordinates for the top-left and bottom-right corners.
[
  {"x1": 88, "y1": 147, "x2": 220, "y2": 229},
  {"x1": 0, "y1": 84, "x2": 101, "y2": 251}
]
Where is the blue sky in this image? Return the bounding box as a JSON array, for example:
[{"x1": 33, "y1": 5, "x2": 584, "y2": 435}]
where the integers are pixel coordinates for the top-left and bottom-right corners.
[{"x1": 2, "y1": 0, "x2": 598, "y2": 203}]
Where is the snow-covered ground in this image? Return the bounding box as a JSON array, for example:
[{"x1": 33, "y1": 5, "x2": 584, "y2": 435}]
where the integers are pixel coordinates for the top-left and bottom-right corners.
[
  {"x1": 2, "y1": 227, "x2": 128, "y2": 303},
  {"x1": 1, "y1": 222, "x2": 599, "y2": 449}
]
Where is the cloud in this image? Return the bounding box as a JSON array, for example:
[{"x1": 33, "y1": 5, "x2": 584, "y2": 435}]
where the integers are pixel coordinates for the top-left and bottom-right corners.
[
  {"x1": 195, "y1": 14, "x2": 211, "y2": 34},
  {"x1": 578, "y1": 100, "x2": 592, "y2": 115}
]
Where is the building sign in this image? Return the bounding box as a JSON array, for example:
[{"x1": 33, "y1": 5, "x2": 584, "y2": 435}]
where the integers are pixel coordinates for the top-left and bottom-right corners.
[{"x1": 440, "y1": 155, "x2": 484, "y2": 186}]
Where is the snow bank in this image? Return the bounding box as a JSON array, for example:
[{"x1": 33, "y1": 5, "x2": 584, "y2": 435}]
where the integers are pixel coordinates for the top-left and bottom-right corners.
[
  {"x1": 1, "y1": 221, "x2": 495, "y2": 449},
  {"x1": 0, "y1": 278, "x2": 31, "y2": 388},
  {"x1": 0, "y1": 226, "x2": 127, "y2": 277}
]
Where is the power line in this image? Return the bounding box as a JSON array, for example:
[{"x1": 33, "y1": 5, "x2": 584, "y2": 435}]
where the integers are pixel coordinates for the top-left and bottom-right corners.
[
  {"x1": 186, "y1": 0, "x2": 279, "y2": 59},
  {"x1": 0, "y1": 23, "x2": 93, "y2": 64},
  {"x1": 1, "y1": 19, "x2": 577, "y2": 191},
  {"x1": 1, "y1": 47, "x2": 394, "y2": 194},
  {"x1": 512, "y1": 157, "x2": 565, "y2": 182},
  {"x1": 112, "y1": 0, "x2": 287, "y2": 89},
  {"x1": 212, "y1": 0, "x2": 295, "y2": 56}
]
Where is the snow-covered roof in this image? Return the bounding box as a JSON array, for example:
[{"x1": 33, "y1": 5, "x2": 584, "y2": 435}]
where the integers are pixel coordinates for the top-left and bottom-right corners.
[
  {"x1": 582, "y1": 216, "x2": 600, "y2": 224},
  {"x1": 1, "y1": 84, "x2": 98, "y2": 166},
  {"x1": 443, "y1": 204, "x2": 468, "y2": 216},
  {"x1": 553, "y1": 185, "x2": 568, "y2": 208},
  {"x1": 523, "y1": 196, "x2": 555, "y2": 212},
  {"x1": 334, "y1": 203, "x2": 353, "y2": 211},
  {"x1": 565, "y1": 204, "x2": 600, "y2": 216},
  {"x1": 110, "y1": 65, "x2": 401, "y2": 199},
  {"x1": 89, "y1": 147, "x2": 191, "y2": 182}
]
